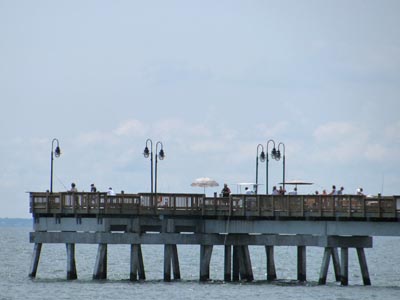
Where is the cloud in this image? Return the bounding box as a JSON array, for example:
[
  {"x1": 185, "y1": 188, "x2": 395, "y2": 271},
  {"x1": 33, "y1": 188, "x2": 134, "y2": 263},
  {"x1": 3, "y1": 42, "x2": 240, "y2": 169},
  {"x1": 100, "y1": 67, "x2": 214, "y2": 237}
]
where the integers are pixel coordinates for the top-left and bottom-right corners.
[
  {"x1": 313, "y1": 121, "x2": 368, "y2": 143},
  {"x1": 114, "y1": 119, "x2": 147, "y2": 137},
  {"x1": 256, "y1": 121, "x2": 289, "y2": 138},
  {"x1": 312, "y1": 121, "x2": 400, "y2": 164},
  {"x1": 385, "y1": 121, "x2": 400, "y2": 142}
]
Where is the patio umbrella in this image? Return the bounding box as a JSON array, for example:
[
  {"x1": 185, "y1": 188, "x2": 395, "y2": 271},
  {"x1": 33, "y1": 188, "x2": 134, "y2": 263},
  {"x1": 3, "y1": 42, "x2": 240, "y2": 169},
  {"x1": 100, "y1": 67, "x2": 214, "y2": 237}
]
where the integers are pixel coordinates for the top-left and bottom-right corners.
[
  {"x1": 280, "y1": 180, "x2": 314, "y2": 187},
  {"x1": 279, "y1": 180, "x2": 313, "y2": 192},
  {"x1": 191, "y1": 177, "x2": 219, "y2": 194}
]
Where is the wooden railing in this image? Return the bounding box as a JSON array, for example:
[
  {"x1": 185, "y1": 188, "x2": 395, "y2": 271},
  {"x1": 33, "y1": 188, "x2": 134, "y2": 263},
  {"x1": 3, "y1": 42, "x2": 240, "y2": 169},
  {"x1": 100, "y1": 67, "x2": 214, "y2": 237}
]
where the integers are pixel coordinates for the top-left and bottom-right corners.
[{"x1": 29, "y1": 192, "x2": 400, "y2": 219}]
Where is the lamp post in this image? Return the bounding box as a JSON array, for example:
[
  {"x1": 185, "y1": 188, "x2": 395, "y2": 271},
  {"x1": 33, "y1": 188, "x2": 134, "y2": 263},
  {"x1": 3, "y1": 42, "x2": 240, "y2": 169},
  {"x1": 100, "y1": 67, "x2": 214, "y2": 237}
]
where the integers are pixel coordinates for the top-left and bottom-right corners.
[
  {"x1": 154, "y1": 141, "x2": 165, "y2": 199},
  {"x1": 266, "y1": 139, "x2": 279, "y2": 195},
  {"x1": 277, "y1": 142, "x2": 286, "y2": 193},
  {"x1": 50, "y1": 138, "x2": 61, "y2": 193},
  {"x1": 143, "y1": 139, "x2": 154, "y2": 206},
  {"x1": 255, "y1": 144, "x2": 266, "y2": 195}
]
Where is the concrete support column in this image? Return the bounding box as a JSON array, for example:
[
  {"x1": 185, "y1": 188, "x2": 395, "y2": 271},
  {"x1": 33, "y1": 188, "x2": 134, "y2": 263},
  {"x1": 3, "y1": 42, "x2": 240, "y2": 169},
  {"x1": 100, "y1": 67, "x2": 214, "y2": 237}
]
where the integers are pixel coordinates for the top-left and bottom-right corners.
[
  {"x1": 340, "y1": 247, "x2": 349, "y2": 286},
  {"x1": 199, "y1": 245, "x2": 213, "y2": 281},
  {"x1": 318, "y1": 247, "x2": 331, "y2": 285},
  {"x1": 356, "y1": 248, "x2": 371, "y2": 286},
  {"x1": 171, "y1": 245, "x2": 181, "y2": 280},
  {"x1": 232, "y1": 246, "x2": 240, "y2": 282},
  {"x1": 93, "y1": 243, "x2": 107, "y2": 280},
  {"x1": 297, "y1": 246, "x2": 306, "y2": 282},
  {"x1": 163, "y1": 244, "x2": 180, "y2": 281},
  {"x1": 29, "y1": 243, "x2": 42, "y2": 278},
  {"x1": 138, "y1": 245, "x2": 146, "y2": 280},
  {"x1": 241, "y1": 246, "x2": 254, "y2": 282},
  {"x1": 130, "y1": 244, "x2": 146, "y2": 281},
  {"x1": 164, "y1": 244, "x2": 172, "y2": 282},
  {"x1": 331, "y1": 248, "x2": 341, "y2": 282},
  {"x1": 224, "y1": 245, "x2": 232, "y2": 282},
  {"x1": 66, "y1": 243, "x2": 77, "y2": 280},
  {"x1": 265, "y1": 246, "x2": 277, "y2": 281}
]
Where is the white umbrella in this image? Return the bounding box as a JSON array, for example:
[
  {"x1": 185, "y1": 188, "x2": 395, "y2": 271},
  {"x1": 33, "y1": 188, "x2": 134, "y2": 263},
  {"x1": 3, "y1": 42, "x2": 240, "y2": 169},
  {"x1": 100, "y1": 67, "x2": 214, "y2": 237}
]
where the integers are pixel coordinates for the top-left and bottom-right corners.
[
  {"x1": 279, "y1": 180, "x2": 313, "y2": 192},
  {"x1": 191, "y1": 177, "x2": 219, "y2": 194},
  {"x1": 280, "y1": 180, "x2": 314, "y2": 187}
]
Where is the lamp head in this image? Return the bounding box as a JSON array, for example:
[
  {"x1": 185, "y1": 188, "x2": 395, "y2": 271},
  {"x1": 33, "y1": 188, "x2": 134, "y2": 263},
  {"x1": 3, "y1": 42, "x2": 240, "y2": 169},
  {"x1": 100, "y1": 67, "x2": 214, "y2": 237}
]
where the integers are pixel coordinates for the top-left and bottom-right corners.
[
  {"x1": 275, "y1": 149, "x2": 281, "y2": 160},
  {"x1": 260, "y1": 151, "x2": 266, "y2": 162},
  {"x1": 143, "y1": 146, "x2": 150, "y2": 158},
  {"x1": 271, "y1": 147, "x2": 277, "y2": 159},
  {"x1": 54, "y1": 146, "x2": 61, "y2": 158},
  {"x1": 159, "y1": 149, "x2": 165, "y2": 160}
]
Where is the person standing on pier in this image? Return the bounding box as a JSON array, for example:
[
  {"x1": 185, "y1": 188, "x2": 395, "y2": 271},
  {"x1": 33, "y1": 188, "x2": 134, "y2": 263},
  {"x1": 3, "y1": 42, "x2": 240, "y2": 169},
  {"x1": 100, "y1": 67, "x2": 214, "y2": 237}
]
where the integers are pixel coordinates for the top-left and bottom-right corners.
[
  {"x1": 221, "y1": 184, "x2": 231, "y2": 197},
  {"x1": 272, "y1": 186, "x2": 279, "y2": 195},
  {"x1": 90, "y1": 184, "x2": 97, "y2": 192},
  {"x1": 107, "y1": 187, "x2": 116, "y2": 196},
  {"x1": 329, "y1": 185, "x2": 337, "y2": 195},
  {"x1": 70, "y1": 183, "x2": 78, "y2": 192},
  {"x1": 337, "y1": 186, "x2": 344, "y2": 195}
]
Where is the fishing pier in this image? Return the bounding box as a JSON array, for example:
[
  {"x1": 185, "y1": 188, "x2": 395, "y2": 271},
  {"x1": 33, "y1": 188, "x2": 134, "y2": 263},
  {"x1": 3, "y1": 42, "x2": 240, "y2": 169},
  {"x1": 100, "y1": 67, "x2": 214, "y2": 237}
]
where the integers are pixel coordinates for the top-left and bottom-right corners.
[{"x1": 29, "y1": 192, "x2": 400, "y2": 285}]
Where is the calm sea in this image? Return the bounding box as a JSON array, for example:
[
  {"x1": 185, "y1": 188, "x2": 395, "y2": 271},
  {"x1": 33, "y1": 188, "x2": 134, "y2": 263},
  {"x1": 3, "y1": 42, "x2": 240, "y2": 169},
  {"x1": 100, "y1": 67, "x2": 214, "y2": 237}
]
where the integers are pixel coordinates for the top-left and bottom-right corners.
[{"x1": 1, "y1": 220, "x2": 400, "y2": 300}]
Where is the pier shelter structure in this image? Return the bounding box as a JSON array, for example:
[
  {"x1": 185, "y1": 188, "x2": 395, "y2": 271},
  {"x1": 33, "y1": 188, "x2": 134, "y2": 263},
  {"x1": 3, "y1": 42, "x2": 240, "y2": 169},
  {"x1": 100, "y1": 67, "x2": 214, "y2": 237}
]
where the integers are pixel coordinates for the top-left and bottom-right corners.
[{"x1": 29, "y1": 192, "x2": 400, "y2": 285}]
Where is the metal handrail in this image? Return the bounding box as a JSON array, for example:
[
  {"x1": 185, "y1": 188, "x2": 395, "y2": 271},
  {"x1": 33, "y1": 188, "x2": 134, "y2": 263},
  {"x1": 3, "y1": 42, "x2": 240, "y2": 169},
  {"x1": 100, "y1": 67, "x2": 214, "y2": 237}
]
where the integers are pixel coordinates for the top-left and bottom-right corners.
[{"x1": 29, "y1": 192, "x2": 400, "y2": 219}]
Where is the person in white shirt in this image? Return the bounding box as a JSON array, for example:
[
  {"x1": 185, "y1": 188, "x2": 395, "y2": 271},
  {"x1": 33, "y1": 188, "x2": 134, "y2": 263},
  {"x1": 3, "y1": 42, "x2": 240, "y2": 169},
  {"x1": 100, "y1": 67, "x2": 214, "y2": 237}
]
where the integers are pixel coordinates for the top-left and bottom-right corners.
[
  {"x1": 245, "y1": 187, "x2": 254, "y2": 195},
  {"x1": 288, "y1": 187, "x2": 297, "y2": 195},
  {"x1": 107, "y1": 187, "x2": 116, "y2": 196},
  {"x1": 337, "y1": 186, "x2": 344, "y2": 195},
  {"x1": 329, "y1": 185, "x2": 337, "y2": 195},
  {"x1": 272, "y1": 186, "x2": 279, "y2": 195}
]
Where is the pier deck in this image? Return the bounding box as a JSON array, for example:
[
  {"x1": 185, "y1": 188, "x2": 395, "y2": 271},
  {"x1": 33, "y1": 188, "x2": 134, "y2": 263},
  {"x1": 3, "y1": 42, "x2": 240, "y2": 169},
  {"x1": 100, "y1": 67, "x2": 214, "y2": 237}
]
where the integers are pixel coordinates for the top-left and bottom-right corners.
[{"x1": 28, "y1": 192, "x2": 400, "y2": 285}]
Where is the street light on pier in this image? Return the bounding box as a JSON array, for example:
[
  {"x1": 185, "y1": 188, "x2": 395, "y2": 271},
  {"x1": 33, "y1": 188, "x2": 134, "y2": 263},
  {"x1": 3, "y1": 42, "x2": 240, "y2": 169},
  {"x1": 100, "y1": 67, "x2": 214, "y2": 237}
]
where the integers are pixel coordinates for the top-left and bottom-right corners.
[
  {"x1": 143, "y1": 139, "x2": 154, "y2": 206},
  {"x1": 277, "y1": 142, "x2": 286, "y2": 192},
  {"x1": 255, "y1": 144, "x2": 266, "y2": 195},
  {"x1": 50, "y1": 138, "x2": 61, "y2": 193},
  {"x1": 266, "y1": 139, "x2": 279, "y2": 195},
  {"x1": 154, "y1": 141, "x2": 165, "y2": 199}
]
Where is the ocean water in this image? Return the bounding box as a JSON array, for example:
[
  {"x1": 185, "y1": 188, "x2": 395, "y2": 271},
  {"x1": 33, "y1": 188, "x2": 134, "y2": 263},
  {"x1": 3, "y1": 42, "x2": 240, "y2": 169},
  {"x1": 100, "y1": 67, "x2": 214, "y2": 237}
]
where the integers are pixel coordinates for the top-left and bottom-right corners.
[{"x1": 1, "y1": 223, "x2": 400, "y2": 300}]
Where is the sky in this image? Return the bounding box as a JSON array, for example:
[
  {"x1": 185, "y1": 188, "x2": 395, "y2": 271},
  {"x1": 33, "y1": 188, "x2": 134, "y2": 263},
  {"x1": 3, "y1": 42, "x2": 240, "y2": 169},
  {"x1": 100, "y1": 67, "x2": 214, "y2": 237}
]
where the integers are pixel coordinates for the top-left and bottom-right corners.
[{"x1": 1, "y1": 0, "x2": 400, "y2": 218}]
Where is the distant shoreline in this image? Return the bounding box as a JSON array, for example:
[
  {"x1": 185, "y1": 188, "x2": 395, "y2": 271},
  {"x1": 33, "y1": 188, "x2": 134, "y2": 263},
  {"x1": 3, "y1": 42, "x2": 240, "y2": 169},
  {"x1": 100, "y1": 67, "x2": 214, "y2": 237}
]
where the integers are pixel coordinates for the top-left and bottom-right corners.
[{"x1": 0, "y1": 218, "x2": 31, "y2": 227}]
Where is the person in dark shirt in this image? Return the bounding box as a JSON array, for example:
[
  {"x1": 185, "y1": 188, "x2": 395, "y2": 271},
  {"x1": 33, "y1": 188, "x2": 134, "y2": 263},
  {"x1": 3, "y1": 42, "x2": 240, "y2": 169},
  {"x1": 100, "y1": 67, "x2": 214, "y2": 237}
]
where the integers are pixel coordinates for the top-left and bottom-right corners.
[{"x1": 221, "y1": 183, "x2": 231, "y2": 197}]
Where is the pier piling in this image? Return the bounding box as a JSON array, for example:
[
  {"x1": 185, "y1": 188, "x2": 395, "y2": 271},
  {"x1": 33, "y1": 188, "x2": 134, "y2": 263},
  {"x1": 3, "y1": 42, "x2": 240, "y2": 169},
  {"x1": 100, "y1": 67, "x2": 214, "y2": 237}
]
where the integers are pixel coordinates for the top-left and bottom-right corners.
[
  {"x1": 340, "y1": 247, "x2": 349, "y2": 286},
  {"x1": 130, "y1": 244, "x2": 146, "y2": 281},
  {"x1": 232, "y1": 246, "x2": 240, "y2": 281},
  {"x1": 265, "y1": 246, "x2": 277, "y2": 281},
  {"x1": 224, "y1": 245, "x2": 232, "y2": 281},
  {"x1": 331, "y1": 248, "x2": 341, "y2": 282},
  {"x1": 66, "y1": 243, "x2": 77, "y2": 280},
  {"x1": 199, "y1": 245, "x2": 213, "y2": 281},
  {"x1": 93, "y1": 244, "x2": 107, "y2": 280},
  {"x1": 28, "y1": 243, "x2": 42, "y2": 278},
  {"x1": 297, "y1": 246, "x2": 306, "y2": 282},
  {"x1": 357, "y1": 248, "x2": 371, "y2": 285}
]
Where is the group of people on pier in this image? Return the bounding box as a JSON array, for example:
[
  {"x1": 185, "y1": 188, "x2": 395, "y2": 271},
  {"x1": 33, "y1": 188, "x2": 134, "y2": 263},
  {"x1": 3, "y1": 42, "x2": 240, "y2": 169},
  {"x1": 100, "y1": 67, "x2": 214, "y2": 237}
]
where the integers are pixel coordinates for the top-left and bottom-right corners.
[
  {"x1": 68, "y1": 182, "x2": 116, "y2": 196},
  {"x1": 221, "y1": 183, "x2": 365, "y2": 197}
]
